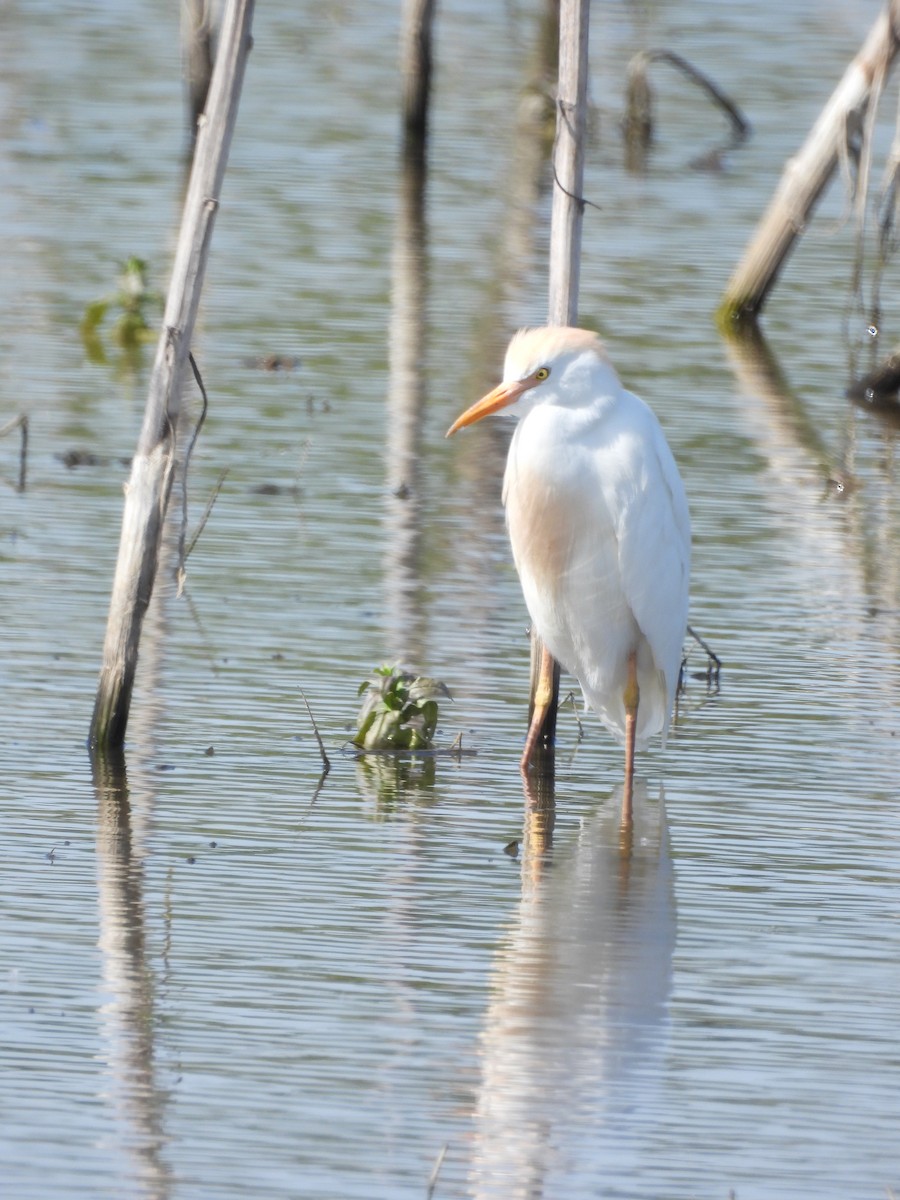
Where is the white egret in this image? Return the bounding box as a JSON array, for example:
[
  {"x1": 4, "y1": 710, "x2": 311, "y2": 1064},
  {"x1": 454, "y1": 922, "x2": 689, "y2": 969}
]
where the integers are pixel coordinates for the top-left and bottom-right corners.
[{"x1": 446, "y1": 326, "x2": 690, "y2": 817}]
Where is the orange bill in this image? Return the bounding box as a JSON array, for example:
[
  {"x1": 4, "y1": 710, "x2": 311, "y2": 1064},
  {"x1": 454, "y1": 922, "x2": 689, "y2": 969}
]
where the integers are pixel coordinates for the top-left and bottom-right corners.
[{"x1": 445, "y1": 378, "x2": 535, "y2": 437}]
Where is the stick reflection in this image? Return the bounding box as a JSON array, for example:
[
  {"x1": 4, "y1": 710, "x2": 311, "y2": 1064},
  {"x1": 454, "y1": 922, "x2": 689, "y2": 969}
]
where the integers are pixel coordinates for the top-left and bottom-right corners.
[
  {"x1": 723, "y1": 323, "x2": 899, "y2": 654},
  {"x1": 385, "y1": 149, "x2": 429, "y2": 668},
  {"x1": 92, "y1": 750, "x2": 171, "y2": 1200}
]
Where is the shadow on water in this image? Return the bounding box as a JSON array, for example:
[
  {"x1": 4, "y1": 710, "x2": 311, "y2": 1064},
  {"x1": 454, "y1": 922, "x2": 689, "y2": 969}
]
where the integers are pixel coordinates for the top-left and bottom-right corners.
[
  {"x1": 91, "y1": 749, "x2": 172, "y2": 1200},
  {"x1": 470, "y1": 757, "x2": 676, "y2": 1198}
]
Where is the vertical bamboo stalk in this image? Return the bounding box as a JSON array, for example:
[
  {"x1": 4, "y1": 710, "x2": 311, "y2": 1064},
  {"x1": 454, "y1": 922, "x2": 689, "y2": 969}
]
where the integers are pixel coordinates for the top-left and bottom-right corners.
[
  {"x1": 528, "y1": 0, "x2": 590, "y2": 743},
  {"x1": 90, "y1": 0, "x2": 254, "y2": 751},
  {"x1": 548, "y1": 0, "x2": 590, "y2": 326}
]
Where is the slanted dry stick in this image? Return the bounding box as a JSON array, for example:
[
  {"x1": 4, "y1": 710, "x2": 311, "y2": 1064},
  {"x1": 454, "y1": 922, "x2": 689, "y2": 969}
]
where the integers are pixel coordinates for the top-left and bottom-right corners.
[
  {"x1": 719, "y1": 0, "x2": 900, "y2": 324},
  {"x1": 90, "y1": 0, "x2": 254, "y2": 750}
]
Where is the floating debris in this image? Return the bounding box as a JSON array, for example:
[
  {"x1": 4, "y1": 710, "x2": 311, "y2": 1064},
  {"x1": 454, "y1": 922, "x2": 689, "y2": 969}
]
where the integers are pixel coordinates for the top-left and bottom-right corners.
[{"x1": 241, "y1": 354, "x2": 300, "y2": 371}]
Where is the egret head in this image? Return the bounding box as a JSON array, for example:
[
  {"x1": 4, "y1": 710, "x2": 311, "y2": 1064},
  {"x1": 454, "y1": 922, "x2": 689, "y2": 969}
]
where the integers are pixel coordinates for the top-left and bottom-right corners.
[{"x1": 445, "y1": 326, "x2": 608, "y2": 436}]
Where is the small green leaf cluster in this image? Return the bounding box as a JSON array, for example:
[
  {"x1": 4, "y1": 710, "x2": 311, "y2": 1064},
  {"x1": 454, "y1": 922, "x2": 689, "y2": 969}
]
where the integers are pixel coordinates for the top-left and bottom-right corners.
[
  {"x1": 354, "y1": 665, "x2": 450, "y2": 752},
  {"x1": 80, "y1": 257, "x2": 163, "y2": 362}
]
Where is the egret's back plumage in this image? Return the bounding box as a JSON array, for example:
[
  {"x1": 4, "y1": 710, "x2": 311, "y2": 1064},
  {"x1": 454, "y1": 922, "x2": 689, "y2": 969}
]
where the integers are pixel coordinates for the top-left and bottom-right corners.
[{"x1": 500, "y1": 327, "x2": 690, "y2": 748}]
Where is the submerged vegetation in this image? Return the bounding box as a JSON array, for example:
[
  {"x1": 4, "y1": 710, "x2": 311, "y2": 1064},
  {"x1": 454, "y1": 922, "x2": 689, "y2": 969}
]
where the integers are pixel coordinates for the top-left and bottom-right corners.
[{"x1": 80, "y1": 256, "x2": 162, "y2": 365}]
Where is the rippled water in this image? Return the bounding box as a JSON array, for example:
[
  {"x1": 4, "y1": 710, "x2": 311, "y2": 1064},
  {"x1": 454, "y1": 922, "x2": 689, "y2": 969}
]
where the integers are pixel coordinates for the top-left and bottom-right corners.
[{"x1": 3, "y1": 1, "x2": 900, "y2": 1198}]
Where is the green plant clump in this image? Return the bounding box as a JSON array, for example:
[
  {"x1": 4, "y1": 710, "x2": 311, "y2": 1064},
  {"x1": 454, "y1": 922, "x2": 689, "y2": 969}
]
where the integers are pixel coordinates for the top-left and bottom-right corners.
[
  {"x1": 80, "y1": 256, "x2": 163, "y2": 363},
  {"x1": 354, "y1": 665, "x2": 450, "y2": 752}
]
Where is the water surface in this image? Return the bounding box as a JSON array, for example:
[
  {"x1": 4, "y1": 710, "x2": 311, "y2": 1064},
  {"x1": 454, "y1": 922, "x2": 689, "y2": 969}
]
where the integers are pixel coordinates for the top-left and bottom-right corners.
[{"x1": 2, "y1": 2, "x2": 899, "y2": 1198}]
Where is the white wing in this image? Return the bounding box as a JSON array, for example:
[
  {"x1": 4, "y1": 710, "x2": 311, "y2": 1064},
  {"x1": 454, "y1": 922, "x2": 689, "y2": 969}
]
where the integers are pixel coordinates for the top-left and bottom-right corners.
[{"x1": 608, "y1": 391, "x2": 691, "y2": 726}]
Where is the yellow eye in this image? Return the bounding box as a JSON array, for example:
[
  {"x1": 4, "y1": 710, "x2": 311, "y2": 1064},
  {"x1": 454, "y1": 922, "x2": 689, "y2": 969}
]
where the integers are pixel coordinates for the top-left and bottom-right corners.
[{"x1": 534, "y1": 367, "x2": 550, "y2": 381}]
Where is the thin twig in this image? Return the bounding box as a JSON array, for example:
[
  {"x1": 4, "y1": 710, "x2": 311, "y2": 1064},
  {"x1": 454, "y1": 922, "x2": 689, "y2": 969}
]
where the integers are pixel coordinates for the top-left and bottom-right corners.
[
  {"x1": 426, "y1": 1143, "x2": 448, "y2": 1200},
  {"x1": 184, "y1": 467, "x2": 229, "y2": 565},
  {"x1": 561, "y1": 689, "x2": 585, "y2": 739},
  {"x1": 871, "y1": 73, "x2": 900, "y2": 316},
  {"x1": 0, "y1": 412, "x2": 28, "y2": 492},
  {"x1": 686, "y1": 624, "x2": 722, "y2": 686},
  {"x1": 0, "y1": 413, "x2": 26, "y2": 437},
  {"x1": 551, "y1": 160, "x2": 603, "y2": 213},
  {"x1": 306, "y1": 767, "x2": 330, "y2": 810},
  {"x1": 300, "y1": 689, "x2": 331, "y2": 772},
  {"x1": 849, "y1": 48, "x2": 888, "y2": 303},
  {"x1": 187, "y1": 467, "x2": 229, "y2": 557},
  {"x1": 177, "y1": 352, "x2": 210, "y2": 594},
  {"x1": 180, "y1": 582, "x2": 221, "y2": 675},
  {"x1": 638, "y1": 49, "x2": 750, "y2": 146},
  {"x1": 552, "y1": 98, "x2": 603, "y2": 214}
]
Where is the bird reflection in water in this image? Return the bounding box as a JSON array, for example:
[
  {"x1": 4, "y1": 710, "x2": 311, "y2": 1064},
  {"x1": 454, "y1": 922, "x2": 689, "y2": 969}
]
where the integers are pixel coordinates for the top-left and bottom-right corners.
[{"x1": 470, "y1": 759, "x2": 676, "y2": 1199}]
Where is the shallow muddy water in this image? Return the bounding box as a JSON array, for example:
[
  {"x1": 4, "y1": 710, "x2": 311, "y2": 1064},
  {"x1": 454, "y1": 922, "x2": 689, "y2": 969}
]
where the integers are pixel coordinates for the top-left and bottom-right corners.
[{"x1": 2, "y1": 2, "x2": 900, "y2": 1198}]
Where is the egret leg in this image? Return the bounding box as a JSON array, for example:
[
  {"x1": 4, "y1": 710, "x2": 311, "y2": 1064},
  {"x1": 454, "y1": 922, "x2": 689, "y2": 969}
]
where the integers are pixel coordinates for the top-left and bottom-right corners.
[
  {"x1": 622, "y1": 649, "x2": 639, "y2": 824},
  {"x1": 520, "y1": 644, "x2": 556, "y2": 771}
]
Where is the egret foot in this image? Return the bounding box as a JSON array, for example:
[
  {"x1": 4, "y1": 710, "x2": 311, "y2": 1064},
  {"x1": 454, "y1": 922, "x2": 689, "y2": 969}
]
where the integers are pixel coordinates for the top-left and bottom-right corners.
[
  {"x1": 622, "y1": 649, "x2": 639, "y2": 825},
  {"x1": 520, "y1": 644, "x2": 556, "y2": 770}
]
